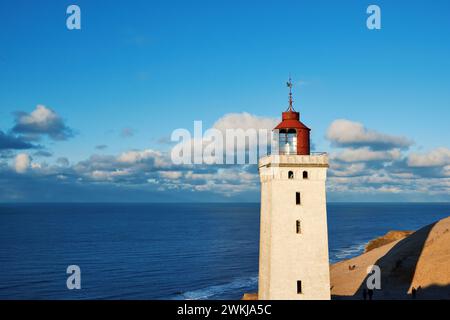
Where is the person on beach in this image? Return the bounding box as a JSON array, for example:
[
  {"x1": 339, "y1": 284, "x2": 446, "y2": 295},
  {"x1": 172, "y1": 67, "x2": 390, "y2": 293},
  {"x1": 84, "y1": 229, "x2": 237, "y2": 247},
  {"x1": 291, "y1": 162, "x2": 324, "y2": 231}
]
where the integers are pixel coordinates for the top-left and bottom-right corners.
[
  {"x1": 368, "y1": 289, "x2": 373, "y2": 300},
  {"x1": 411, "y1": 287, "x2": 417, "y2": 299}
]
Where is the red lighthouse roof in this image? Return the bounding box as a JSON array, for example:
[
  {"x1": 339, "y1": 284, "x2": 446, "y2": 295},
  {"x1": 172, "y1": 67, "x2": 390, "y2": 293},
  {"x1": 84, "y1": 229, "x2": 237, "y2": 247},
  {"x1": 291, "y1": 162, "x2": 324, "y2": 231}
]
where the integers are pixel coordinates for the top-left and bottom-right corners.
[
  {"x1": 274, "y1": 77, "x2": 311, "y2": 155},
  {"x1": 274, "y1": 111, "x2": 310, "y2": 131},
  {"x1": 274, "y1": 78, "x2": 310, "y2": 131}
]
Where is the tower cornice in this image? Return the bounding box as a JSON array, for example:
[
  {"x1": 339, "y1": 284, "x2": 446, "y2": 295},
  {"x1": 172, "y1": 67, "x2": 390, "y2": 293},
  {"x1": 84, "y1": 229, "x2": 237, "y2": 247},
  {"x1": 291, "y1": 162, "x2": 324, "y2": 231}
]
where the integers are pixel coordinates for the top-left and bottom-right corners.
[{"x1": 258, "y1": 154, "x2": 329, "y2": 169}]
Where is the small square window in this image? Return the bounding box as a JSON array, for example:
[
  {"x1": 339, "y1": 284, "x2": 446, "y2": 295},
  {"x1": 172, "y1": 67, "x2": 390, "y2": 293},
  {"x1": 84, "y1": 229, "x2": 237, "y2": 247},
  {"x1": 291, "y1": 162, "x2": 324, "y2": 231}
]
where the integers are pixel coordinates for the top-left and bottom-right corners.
[{"x1": 288, "y1": 171, "x2": 294, "y2": 179}]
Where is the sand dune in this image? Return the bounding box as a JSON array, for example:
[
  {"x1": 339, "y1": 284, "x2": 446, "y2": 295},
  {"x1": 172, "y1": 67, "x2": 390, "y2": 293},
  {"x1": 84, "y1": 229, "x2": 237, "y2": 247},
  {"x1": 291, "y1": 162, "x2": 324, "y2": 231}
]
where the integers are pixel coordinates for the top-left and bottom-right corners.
[
  {"x1": 364, "y1": 230, "x2": 413, "y2": 253},
  {"x1": 331, "y1": 216, "x2": 450, "y2": 300}
]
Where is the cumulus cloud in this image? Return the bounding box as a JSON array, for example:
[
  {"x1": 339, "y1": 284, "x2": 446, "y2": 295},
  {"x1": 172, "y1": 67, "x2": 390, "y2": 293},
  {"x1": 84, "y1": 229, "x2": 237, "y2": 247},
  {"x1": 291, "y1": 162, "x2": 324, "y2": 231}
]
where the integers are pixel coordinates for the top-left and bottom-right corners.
[
  {"x1": 54, "y1": 145, "x2": 258, "y2": 197},
  {"x1": 0, "y1": 130, "x2": 35, "y2": 150},
  {"x1": 324, "y1": 119, "x2": 449, "y2": 199},
  {"x1": 91, "y1": 169, "x2": 131, "y2": 181},
  {"x1": 327, "y1": 120, "x2": 409, "y2": 181},
  {"x1": 212, "y1": 112, "x2": 278, "y2": 132},
  {"x1": 31, "y1": 162, "x2": 42, "y2": 170},
  {"x1": 329, "y1": 162, "x2": 367, "y2": 177},
  {"x1": 215, "y1": 112, "x2": 278, "y2": 159},
  {"x1": 407, "y1": 147, "x2": 450, "y2": 167},
  {"x1": 1, "y1": 113, "x2": 449, "y2": 202},
  {"x1": 12, "y1": 105, "x2": 74, "y2": 140},
  {"x1": 326, "y1": 119, "x2": 412, "y2": 150},
  {"x1": 159, "y1": 171, "x2": 183, "y2": 179},
  {"x1": 66, "y1": 149, "x2": 174, "y2": 186},
  {"x1": 117, "y1": 149, "x2": 165, "y2": 166},
  {"x1": 14, "y1": 153, "x2": 31, "y2": 173},
  {"x1": 332, "y1": 148, "x2": 402, "y2": 163},
  {"x1": 171, "y1": 112, "x2": 278, "y2": 165},
  {"x1": 1, "y1": 141, "x2": 261, "y2": 199}
]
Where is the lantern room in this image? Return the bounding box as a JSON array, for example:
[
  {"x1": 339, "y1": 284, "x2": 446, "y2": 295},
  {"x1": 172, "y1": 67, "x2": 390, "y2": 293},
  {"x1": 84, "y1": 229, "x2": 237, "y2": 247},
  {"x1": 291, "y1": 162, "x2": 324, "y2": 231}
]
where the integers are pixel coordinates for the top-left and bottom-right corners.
[{"x1": 274, "y1": 78, "x2": 311, "y2": 155}]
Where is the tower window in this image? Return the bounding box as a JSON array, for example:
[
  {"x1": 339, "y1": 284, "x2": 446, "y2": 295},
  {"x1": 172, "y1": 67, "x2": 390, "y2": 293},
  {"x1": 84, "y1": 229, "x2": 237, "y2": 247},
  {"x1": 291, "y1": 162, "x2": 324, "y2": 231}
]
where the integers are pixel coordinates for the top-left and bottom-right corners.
[
  {"x1": 288, "y1": 171, "x2": 294, "y2": 179},
  {"x1": 296, "y1": 220, "x2": 301, "y2": 234},
  {"x1": 279, "y1": 129, "x2": 297, "y2": 155},
  {"x1": 296, "y1": 192, "x2": 301, "y2": 205},
  {"x1": 297, "y1": 281, "x2": 303, "y2": 294},
  {"x1": 303, "y1": 171, "x2": 308, "y2": 179}
]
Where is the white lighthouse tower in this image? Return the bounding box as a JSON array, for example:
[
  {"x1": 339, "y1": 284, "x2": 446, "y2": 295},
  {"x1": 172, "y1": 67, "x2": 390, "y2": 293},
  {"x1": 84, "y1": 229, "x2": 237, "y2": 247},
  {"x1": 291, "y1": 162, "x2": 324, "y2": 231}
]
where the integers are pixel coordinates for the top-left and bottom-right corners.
[{"x1": 258, "y1": 79, "x2": 330, "y2": 300}]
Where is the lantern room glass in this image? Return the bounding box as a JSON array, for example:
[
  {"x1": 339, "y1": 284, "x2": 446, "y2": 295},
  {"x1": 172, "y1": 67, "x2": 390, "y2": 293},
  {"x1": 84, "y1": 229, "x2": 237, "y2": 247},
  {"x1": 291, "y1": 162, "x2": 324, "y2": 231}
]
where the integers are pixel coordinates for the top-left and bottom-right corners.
[{"x1": 279, "y1": 129, "x2": 297, "y2": 155}]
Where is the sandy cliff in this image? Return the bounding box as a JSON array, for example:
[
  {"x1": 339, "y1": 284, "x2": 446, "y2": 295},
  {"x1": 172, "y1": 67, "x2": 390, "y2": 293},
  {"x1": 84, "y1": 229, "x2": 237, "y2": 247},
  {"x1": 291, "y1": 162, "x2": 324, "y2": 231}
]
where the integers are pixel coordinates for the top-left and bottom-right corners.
[
  {"x1": 330, "y1": 216, "x2": 450, "y2": 299},
  {"x1": 364, "y1": 230, "x2": 413, "y2": 253}
]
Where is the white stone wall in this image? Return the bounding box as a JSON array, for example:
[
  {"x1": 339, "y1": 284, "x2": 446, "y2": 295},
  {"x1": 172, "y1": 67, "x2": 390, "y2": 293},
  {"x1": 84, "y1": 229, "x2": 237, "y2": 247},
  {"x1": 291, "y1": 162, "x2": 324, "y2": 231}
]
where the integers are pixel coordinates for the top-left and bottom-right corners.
[{"x1": 258, "y1": 154, "x2": 331, "y2": 300}]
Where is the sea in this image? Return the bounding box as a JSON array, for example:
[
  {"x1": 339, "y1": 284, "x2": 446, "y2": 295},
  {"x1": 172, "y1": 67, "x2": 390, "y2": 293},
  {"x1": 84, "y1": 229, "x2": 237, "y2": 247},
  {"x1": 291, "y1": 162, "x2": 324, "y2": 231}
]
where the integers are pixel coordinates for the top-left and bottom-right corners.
[{"x1": 0, "y1": 202, "x2": 449, "y2": 300}]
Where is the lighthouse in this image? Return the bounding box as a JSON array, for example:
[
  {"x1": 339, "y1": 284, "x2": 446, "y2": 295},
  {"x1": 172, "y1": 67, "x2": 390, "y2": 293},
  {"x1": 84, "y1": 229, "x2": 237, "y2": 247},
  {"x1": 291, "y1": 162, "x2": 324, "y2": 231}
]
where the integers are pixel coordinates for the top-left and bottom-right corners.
[{"x1": 258, "y1": 78, "x2": 330, "y2": 300}]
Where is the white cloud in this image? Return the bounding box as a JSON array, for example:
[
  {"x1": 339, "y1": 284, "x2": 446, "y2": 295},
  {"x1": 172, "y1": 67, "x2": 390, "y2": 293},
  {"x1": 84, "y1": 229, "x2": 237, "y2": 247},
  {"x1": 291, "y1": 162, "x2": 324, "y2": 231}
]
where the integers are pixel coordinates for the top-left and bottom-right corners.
[
  {"x1": 326, "y1": 119, "x2": 412, "y2": 150},
  {"x1": 12, "y1": 105, "x2": 73, "y2": 140},
  {"x1": 332, "y1": 147, "x2": 402, "y2": 162},
  {"x1": 444, "y1": 165, "x2": 450, "y2": 177},
  {"x1": 212, "y1": 112, "x2": 278, "y2": 132},
  {"x1": 21, "y1": 105, "x2": 56, "y2": 125},
  {"x1": 91, "y1": 169, "x2": 131, "y2": 181},
  {"x1": 31, "y1": 162, "x2": 42, "y2": 170},
  {"x1": 159, "y1": 171, "x2": 183, "y2": 179},
  {"x1": 117, "y1": 149, "x2": 164, "y2": 165},
  {"x1": 407, "y1": 147, "x2": 450, "y2": 167},
  {"x1": 14, "y1": 153, "x2": 31, "y2": 173},
  {"x1": 215, "y1": 113, "x2": 278, "y2": 158},
  {"x1": 3, "y1": 112, "x2": 449, "y2": 201},
  {"x1": 376, "y1": 186, "x2": 402, "y2": 193},
  {"x1": 329, "y1": 162, "x2": 367, "y2": 177},
  {"x1": 171, "y1": 112, "x2": 278, "y2": 165}
]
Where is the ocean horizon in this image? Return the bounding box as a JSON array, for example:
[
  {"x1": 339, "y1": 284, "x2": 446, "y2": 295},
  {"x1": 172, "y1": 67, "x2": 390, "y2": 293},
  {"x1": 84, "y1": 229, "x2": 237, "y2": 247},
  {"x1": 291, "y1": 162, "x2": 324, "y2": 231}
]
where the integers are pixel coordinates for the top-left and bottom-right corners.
[{"x1": 1, "y1": 202, "x2": 449, "y2": 300}]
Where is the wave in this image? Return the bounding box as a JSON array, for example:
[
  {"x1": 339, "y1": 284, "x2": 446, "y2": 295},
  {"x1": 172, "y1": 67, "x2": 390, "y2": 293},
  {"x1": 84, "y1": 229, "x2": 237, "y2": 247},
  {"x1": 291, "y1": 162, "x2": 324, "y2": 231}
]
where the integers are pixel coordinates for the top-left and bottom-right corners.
[
  {"x1": 330, "y1": 242, "x2": 366, "y2": 263},
  {"x1": 168, "y1": 276, "x2": 258, "y2": 300}
]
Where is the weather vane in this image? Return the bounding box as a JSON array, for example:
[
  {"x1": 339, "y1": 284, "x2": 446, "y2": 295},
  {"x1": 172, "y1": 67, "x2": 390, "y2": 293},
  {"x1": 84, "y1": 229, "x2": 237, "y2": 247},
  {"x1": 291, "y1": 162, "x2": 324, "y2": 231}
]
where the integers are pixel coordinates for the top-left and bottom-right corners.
[{"x1": 286, "y1": 76, "x2": 294, "y2": 111}]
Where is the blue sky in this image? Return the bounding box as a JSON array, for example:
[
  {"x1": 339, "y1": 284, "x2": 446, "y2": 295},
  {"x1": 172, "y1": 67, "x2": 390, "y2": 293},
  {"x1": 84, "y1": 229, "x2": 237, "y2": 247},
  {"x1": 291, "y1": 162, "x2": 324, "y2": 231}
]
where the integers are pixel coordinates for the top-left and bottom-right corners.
[{"x1": 1, "y1": 0, "x2": 449, "y2": 202}]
